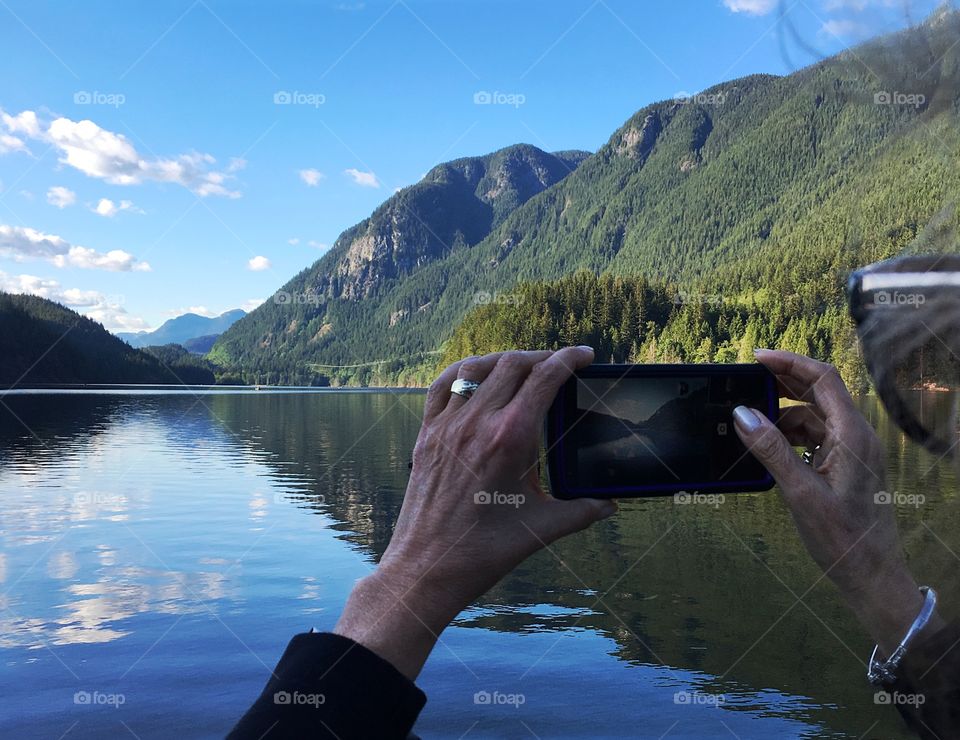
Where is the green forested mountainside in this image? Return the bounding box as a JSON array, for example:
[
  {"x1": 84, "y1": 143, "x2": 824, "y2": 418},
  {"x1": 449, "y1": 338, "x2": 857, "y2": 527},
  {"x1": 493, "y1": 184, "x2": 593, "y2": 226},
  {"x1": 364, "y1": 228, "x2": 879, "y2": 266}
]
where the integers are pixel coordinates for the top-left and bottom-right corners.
[
  {"x1": 0, "y1": 293, "x2": 214, "y2": 386},
  {"x1": 182, "y1": 334, "x2": 220, "y2": 354},
  {"x1": 440, "y1": 271, "x2": 868, "y2": 390},
  {"x1": 213, "y1": 11, "x2": 960, "y2": 387},
  {"x1": 140, "y1": 344, "x2": 218, "y2": 385}
]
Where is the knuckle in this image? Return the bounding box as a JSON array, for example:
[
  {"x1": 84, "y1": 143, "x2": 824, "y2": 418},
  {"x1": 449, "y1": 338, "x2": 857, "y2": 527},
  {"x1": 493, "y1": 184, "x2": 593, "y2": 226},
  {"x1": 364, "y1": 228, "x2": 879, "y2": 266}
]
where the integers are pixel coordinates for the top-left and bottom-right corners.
[
  {"x1": 490, "y1": 410, "x2": 524, "y2": 448},
  {"x1": 411, "y1": 431, "x2": 437, "y2": 466},
  {"x1": 443, "y1": 359, "x2": 467, "y2": 377},
  {"x1": 751, "y1": 429, "x2": 782, "y2": 461},
  {"x1": 812, "y1": 359, "x2": 835, "y2": 377},
  {"x1": 424, "y1": 388, "x2": 446, "y2": 413},
  {"x1": 490, "y1": 424, "x2": 516, "y2": 451},
  {"x1": 459, "y1": 358, "x2": 482, "y2": 377},
  {"x1": 429, "y1": 364, "x2": 458, "y2": 394},
  {"x1": 820, "y1": 363, "x2": 845, "y2": 387},
  {"x1": 424, "y1": 383, "x2": 444, "y2": 409},
  {"x1": 527, "y1": 359, "x2": 555, "y2": 384},
  {"x1": 497, "y1": 351, "x2": 526, "y2": 373}
]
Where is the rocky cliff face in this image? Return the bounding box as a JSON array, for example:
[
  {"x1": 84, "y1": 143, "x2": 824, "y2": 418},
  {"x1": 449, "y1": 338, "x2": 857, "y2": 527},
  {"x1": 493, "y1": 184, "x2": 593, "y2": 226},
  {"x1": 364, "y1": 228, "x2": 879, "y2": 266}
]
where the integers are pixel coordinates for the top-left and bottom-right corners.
[
  {"x1": 616, "y1": 110, "x2": 668, "y2": 160},
  {"x1": 322, "y1": 144, "x2": 591, "y2": 300}
]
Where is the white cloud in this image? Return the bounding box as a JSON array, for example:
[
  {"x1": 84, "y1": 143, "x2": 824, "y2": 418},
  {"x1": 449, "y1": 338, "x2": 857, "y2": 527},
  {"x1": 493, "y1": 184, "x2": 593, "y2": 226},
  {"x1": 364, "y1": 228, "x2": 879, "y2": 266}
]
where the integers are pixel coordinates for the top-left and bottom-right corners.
[
  {"x1": 722, "y1": 0, "x2": 777, "y2": 14},
  {"x1": 1, "y1": 110, "x2": 40, "y2": 138},
  {"x1": 47, "y1": 186, "x2": 76, "y2": 209},
  {"x1": 87, "y1": 306, "x2": 151, "y2": 332},
  {"x1": 288, "y1": 237, "x2": 328, "y2": 250},
  {"x1": 0, "y1": 270, "x2": 151, "y2": 332},
  {"x1": 0, "y1": 109, "x2": 241, "y2": 198},
  {"x1": 822, "y1": 0, "x2": 896, "y2": 9},
  {"x1": 93, "y1": 198, "x2": 142, "y2": 217},
  {"x1": 165, "y1": 302, "x2": 262, "y2": 317},
  {"x1": 344, "y1": 168, "x2": 380, "y2": 188},
  {"x1": 0, "y1": 224, "x2": 151, "y2": 272},
  {"x1": 0, "y1": 134, "x2": 27, "y2": 155},
  {"x1": 820, "y1": 18, "x2": 871, "y2": 36},
  {"x1": 299, "y1": 168, "x2": 325, "y2": 187},
  {"x1": 164, "y1": 305, "x2": 216, "y2": 318},
  {"x1": 247, "y1": 255, "x2": 271, "y2": 271}
]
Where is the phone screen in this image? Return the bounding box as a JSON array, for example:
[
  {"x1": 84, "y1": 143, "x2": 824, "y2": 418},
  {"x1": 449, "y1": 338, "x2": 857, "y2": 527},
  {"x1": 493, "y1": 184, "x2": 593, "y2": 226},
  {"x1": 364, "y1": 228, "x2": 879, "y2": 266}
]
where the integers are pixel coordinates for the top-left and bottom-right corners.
[{"x1": 547, "y1": 365, "x2": 777, "y2": 498}]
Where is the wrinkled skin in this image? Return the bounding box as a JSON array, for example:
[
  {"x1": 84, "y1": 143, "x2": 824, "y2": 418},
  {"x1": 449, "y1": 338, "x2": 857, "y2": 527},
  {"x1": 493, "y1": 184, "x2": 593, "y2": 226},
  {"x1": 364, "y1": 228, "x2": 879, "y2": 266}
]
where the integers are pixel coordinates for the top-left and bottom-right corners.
[
  {"x1": 733, "y1": 349, "x2": 939, "y2": 655},
  {"x1": 336, "y1": 348, "x2": 615, "y2": 678}
]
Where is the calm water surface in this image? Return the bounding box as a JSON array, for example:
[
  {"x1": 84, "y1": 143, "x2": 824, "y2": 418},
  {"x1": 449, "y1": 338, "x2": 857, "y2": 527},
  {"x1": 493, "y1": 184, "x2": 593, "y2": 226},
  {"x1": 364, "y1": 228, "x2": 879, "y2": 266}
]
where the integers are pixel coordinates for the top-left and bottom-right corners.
[{"x1": 0, "y1": 390, "x2": 957, "y2": 739}]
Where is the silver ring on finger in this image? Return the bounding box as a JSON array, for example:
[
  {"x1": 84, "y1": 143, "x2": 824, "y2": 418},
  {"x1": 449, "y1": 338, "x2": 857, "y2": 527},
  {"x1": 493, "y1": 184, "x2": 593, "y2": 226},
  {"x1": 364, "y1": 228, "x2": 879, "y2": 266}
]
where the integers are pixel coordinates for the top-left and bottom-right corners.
[
  {"x1": 802, "y1": 444, "x2": 822, "y2": 466},
  {"x1": 451, "y1": 379, "x2": 481, "y2": 399}
]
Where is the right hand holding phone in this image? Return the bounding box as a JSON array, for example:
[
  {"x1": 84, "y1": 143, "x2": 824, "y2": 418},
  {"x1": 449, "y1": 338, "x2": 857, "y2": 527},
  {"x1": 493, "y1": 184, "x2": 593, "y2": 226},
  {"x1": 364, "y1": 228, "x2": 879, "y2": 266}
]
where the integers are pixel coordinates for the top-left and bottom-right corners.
[{"x1": 732, "y1": 349, "x2": 931, "y2": 655}]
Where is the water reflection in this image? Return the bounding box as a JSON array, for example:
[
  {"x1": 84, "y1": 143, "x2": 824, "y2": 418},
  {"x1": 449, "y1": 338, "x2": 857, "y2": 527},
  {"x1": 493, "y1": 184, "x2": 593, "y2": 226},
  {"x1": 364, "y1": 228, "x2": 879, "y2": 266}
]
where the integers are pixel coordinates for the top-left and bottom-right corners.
[{"x1": 0, "y1": 389, "x2": 954, "y2": 738}]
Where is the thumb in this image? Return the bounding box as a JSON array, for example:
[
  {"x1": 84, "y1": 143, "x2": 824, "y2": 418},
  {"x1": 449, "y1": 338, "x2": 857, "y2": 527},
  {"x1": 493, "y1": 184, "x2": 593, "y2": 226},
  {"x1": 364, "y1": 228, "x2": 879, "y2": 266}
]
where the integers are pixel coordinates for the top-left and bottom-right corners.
[
  {"x1": 732, "y1": 405, "x2": 819, "y2": 504},
  {"x1": 532, "y1": 497, "x2": 618, "y2": 544}
]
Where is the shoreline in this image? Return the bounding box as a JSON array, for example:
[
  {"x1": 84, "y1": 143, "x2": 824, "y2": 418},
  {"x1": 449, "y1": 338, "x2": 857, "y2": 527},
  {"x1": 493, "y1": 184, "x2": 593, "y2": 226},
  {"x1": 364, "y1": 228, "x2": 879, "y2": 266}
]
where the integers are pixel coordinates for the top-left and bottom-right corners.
[{"x1": 0, "y1": 384, "x2": 427, "y2": 394}]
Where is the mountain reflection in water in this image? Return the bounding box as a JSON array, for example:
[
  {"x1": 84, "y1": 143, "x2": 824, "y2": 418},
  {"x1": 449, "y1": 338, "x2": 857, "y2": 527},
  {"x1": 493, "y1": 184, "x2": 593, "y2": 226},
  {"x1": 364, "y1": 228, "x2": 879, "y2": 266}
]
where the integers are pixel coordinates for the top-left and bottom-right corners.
[{"x1": 0, "y1": 390, "x2": 956, "y2": 738}]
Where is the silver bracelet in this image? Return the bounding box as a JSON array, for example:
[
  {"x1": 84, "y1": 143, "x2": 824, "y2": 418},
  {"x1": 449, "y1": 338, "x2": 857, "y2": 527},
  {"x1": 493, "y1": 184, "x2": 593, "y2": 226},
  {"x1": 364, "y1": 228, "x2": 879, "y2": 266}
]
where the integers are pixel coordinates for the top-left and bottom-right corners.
[{"x1": 867, "y1": 586, "x2": 937, "y2": 685}]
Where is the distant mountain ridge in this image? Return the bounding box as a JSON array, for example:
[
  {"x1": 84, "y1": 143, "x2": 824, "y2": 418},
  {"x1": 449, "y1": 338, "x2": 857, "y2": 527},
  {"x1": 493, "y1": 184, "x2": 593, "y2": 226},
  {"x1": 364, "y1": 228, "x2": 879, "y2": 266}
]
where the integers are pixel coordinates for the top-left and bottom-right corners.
[
  {"x1": 213, "y1": 10, "x2": 960, "y2": 385},
  {"x1": 0, "y1": 293, "x2": 215, "y2": 385},
  {"x1": 119, "y1": 309, "x2": 245, "y2": 349}
]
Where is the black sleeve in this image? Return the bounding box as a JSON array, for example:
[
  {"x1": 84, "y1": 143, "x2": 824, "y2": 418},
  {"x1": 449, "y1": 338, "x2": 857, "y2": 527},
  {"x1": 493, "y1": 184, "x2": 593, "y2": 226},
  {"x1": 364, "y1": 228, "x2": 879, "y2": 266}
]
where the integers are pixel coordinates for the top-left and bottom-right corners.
[
  {"x1": 228, "y1": 632, "x2": 427, "y2": 740},
  {"x1": 888, "y1": 619, "x2": 960, "y2": 740}
]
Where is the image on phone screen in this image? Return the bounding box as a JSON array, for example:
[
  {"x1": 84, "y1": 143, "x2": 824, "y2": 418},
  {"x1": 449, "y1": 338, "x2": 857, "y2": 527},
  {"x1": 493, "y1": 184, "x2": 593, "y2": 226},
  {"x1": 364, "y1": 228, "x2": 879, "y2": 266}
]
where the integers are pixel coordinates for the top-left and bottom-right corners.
[{"x1": 547, "y1": 366, "x2": 777, "y2": 498}]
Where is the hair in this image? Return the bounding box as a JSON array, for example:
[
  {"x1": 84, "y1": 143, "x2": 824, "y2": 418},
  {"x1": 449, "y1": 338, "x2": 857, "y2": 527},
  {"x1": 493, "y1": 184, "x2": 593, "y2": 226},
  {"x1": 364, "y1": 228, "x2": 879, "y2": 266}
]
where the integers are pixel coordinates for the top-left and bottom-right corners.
[{"x1": 855, "y1": 254, "x2": 960, "y2": 456}]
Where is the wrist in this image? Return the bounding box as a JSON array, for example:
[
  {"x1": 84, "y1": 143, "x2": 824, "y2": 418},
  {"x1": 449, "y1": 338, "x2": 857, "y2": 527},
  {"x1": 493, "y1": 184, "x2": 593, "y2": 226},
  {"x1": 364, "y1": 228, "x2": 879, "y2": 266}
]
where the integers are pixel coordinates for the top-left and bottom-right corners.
[
  {"x1": 332, "y1": 567, "x2": 457, "y2": 681},
  {"x1": 376, "y1": 558, "x2": 468, "y2": 631},
  {"x1": 838, "y1": 564, "x2": 943, "y2": 656}
]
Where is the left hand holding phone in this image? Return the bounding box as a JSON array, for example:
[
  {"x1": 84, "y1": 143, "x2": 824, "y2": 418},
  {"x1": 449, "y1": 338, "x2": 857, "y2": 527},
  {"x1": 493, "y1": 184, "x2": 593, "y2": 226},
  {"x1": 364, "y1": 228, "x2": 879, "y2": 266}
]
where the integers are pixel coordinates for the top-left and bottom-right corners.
[{"x1": 732, "y1": 349, "x2": 939, "y2": 656}]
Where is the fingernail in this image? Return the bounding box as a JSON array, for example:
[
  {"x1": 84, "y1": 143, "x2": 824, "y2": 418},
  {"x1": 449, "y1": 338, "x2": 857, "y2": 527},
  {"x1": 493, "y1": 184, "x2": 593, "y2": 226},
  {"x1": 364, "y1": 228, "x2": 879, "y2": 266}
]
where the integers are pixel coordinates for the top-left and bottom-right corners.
[
  {"x1": 733, "y1": 406, "x2": 763, "y2": 433},
  {"x1": 577, "y1": 345, "x2": 594, "y2": 351},
  {"x1": 598, "y1": 500, "x2": 617, "y2": 518}
]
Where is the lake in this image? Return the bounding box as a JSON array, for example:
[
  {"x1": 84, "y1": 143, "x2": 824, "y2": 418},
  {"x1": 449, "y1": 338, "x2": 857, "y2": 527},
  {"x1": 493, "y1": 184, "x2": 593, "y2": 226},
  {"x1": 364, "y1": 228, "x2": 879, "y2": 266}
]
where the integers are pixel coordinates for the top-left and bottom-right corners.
[{"x1": 0, "y1": 389, "x2": 956, "y2": 739}]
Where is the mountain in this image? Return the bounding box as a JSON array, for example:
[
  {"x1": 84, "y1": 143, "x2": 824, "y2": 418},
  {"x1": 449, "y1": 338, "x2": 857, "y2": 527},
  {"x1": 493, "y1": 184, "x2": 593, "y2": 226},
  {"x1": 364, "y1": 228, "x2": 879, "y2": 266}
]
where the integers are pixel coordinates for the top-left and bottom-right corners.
[
  {"x1": 213, "y1": 12, "x2": 960, "y2": 386},
  {"x1": 182, "y1": 334, "x2": 220, "y2": 354},
  {"x1": 0, "y1": 293, "x2": 215, "y2": 385},
  {"x1": 139, "y1": 344, "x2": 219, "y2": 384},
  {"x1": 209, "y1": 145, "x2": 590, "y2": 382},
  {"x1": 119, "y1": 309, "x2": 246, "y2": 350}
]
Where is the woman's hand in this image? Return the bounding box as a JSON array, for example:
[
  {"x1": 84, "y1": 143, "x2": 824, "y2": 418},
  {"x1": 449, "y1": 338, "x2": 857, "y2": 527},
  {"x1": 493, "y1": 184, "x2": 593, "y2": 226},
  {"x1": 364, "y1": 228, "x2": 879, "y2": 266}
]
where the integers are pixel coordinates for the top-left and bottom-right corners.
[
  {"x1": 732, "y1": 349, "x2": 938, "y2": 655},
  {"x1": 335, "y1": 348, "x2": 616, "y2": 679}
]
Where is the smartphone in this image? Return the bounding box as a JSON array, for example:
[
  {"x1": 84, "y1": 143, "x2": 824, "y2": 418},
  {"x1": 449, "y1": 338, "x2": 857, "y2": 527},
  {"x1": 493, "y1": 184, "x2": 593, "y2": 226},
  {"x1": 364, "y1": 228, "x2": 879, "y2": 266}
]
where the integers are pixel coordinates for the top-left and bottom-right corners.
[{"x1": 546, "y1": 364, "x2": 778, "y2": 499}]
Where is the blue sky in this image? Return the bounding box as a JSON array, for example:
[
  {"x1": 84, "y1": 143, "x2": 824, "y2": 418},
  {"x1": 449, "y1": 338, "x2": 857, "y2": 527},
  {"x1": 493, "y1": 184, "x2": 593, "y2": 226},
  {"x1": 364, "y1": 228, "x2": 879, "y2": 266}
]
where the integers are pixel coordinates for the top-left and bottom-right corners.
[{"x1": 0, "y1": 0, "x2": 940, "y2": 332}]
